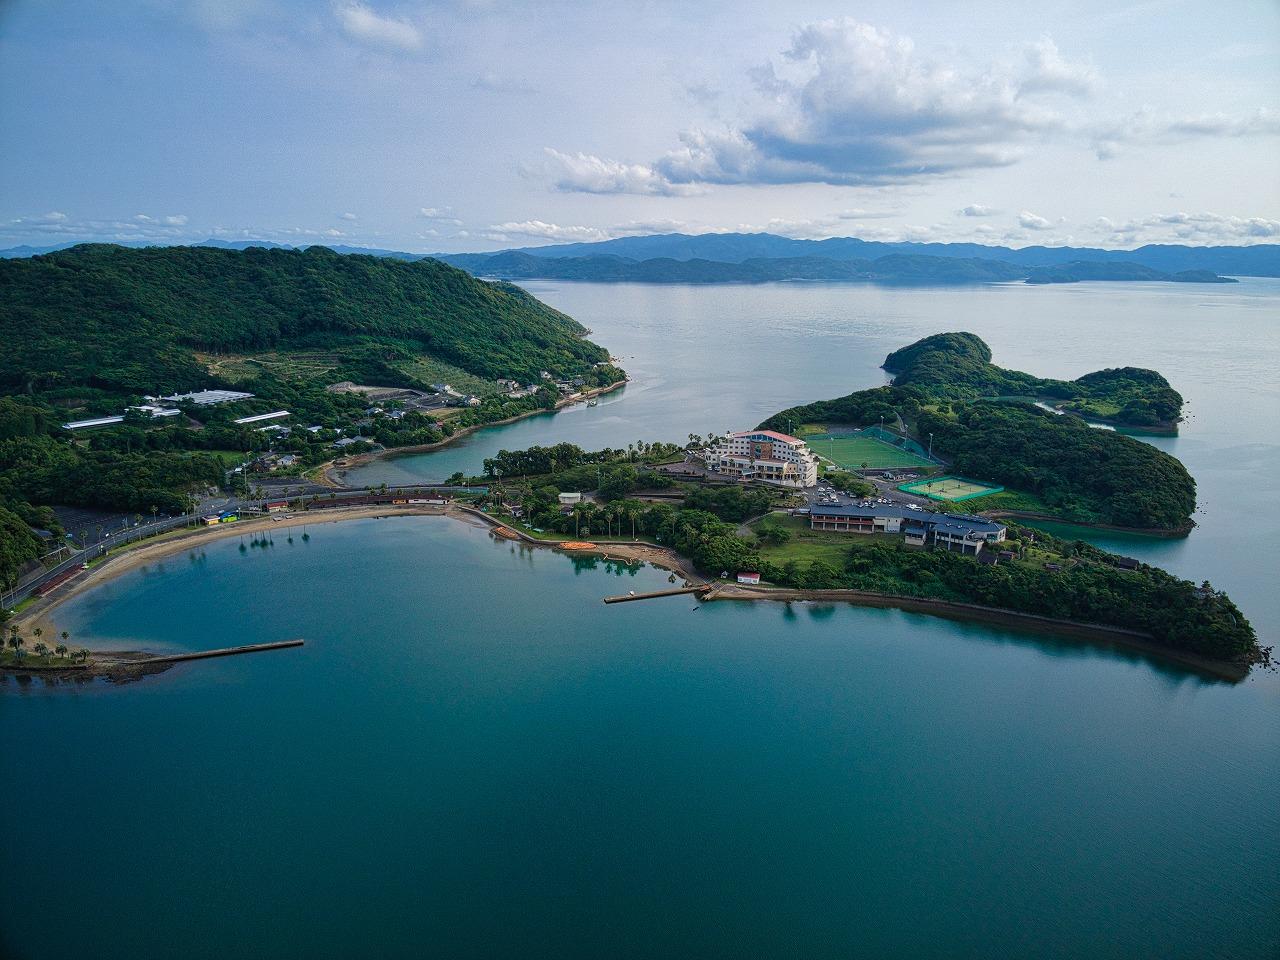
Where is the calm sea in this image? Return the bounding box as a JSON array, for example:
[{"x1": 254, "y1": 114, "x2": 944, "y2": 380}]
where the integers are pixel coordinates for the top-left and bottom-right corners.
[{"x1": 3, "y1": 280, "x2": 1278, "y2": 959}]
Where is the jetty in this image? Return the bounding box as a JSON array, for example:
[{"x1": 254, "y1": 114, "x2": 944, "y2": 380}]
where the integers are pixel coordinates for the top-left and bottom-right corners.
[
  {"x1": 603, "y1": 586, "x2": 710, "y2": 604},
  {"x1": 103, "y1": 639, "x2": 305, "y2": 665}
]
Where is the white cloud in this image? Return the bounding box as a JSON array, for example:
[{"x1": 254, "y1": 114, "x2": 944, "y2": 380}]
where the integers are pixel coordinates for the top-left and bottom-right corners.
[
  {"x1": 336, "y1": 3, "x2": 422, "y2": 52},
  {"x1": 418, "y1": 206, "x2": 463, "y2": 225},
  {"x1": 338, "y1": 212, "x2": 358, "y2": 221},
  {"x1": 482, "y1": 218, "x2": 695, "y2": 244},
  {"x1": 1091, "y1": 107, "x2": 1280, "y2": 159},
  {"x1": 1017, "y1": 38, "x2": 1100, "y2": 97},
  {"x1": 163, "y1": 214, "x2": 189, "y2": 226},
  {"x1": 1099, "y1": 211, "x2": 1280, "y2": 244},
  {"x1": 484, "y1": 220, "x2": 612, "y2": 243},
  {"x1": 1018, "y1": 210, "x2": 1053, "y2": 230},
  {"x1": 542, "y1": 18, "x2": 1278, "y2": 193},
  {"x1": 537, "y1": 149, "x2": 701, "y2": 196},
  {"x1": 544, "y1": 20, "x2": 1096, "y2": 193},
  {"x1": 960, "y1": 204, "x2": 997, "y2": 217}
]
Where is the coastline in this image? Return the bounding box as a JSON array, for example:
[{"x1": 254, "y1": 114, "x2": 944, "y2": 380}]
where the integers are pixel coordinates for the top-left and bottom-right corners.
[
  {"x1": 980, "y1": 509, "x2": 1196, "y2": 538},
  {"x1": 7, "y1": 503, "x2": 1252, "y2": 684},
  {"x1": 320, "y1": 379, "x2": 628, "y2": 486}
]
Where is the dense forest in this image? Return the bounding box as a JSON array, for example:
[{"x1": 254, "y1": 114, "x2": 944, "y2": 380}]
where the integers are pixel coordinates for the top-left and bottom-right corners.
[
  {"x1": 881, "y1": 332, "x2": 1184, "y2": 425},
  {"x1": 761, "y1": 332, "x2": 1195, "y2": 529},
  {"x1": 0, "y1": 243, "x2": 613, "y2": 397},
  {"x1": 752, "y1": 529, "x2": 1256, "y2": 662}
]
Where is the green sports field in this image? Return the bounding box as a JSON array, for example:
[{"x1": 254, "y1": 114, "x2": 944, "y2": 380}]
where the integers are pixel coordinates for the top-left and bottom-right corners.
[
  {"x1": 898, "y1": 476, "x2": 1004, "y2": 502},
  {"x1": 807, "y1": 433, "x2": 936, "y2": 470}
]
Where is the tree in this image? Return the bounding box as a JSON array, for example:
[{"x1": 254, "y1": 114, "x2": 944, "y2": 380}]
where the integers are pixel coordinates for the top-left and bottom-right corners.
[{"x1": 55, "y1": 643, "x2": 67, "y2": 658}]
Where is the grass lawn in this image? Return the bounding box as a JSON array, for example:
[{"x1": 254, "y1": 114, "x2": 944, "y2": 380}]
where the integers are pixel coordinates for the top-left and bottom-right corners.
[
  {"x1": 808, "y1": 433, "x2": 935, "y2": 470},
  {"x1": 750, "y1": 512, "x2": 898, "y2": 567}
]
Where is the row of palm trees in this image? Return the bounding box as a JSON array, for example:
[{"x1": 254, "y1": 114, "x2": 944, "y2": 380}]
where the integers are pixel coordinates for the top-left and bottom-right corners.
[
  {"x1": 5, "y1": 624, "x2": 90, "y2": 664},
  {"x1": 572, "y1": 501, "x2": 646, "y2": 540}
]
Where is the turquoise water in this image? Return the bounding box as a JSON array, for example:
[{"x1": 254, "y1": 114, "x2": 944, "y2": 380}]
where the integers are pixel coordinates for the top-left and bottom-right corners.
[
  {"x1": 4, "y1": 280, "x2": 1279, "y2": 959},
  {"x1": 3, "y1": 517, "x2": 1278, "y2": 959}
]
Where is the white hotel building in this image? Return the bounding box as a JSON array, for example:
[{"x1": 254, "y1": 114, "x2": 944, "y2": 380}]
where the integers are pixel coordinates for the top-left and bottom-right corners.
[{"x1": 704, "y1": 430, "x2": 819, "y2": 488}]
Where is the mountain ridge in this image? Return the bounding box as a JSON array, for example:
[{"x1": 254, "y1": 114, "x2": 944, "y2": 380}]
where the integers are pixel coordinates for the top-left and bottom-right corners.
[{"x1": 3, "y1": 232, "x2": 1277, "y2": 275}]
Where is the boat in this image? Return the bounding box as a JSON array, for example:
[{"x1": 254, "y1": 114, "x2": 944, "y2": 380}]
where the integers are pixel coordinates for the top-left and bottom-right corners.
[{"x1": 586, "y1": 398, "x2": 598, "y2": 407}]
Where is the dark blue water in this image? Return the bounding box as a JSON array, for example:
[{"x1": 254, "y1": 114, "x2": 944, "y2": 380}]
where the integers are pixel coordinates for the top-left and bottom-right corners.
[{"x1": 4, "y1": 281, "x2": 1279, "y2": 959}]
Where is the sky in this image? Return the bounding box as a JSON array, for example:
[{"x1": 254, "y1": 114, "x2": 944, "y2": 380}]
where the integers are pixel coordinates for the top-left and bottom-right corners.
[{"x1": 1, "y1": 0, "x2": 1278, "y2": 252}]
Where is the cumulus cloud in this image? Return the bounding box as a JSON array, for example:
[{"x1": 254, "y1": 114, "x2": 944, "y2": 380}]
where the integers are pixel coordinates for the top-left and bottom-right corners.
[
  {"x1": 537, "y1": 148, "x2": 702, "y2": 196},
  {"x1": 336, "y1": 3, "x2": 422, "y2": 52},
  {"x1": 1100, "y1": 211, "x2": 1280, "y2": 244},
  {"x1": 1018, "y1": 210, "x2": 1053, "y2": 230},
  {"x1": 418, "y1": 206, "x2": 463, "y2": 225},
  {"x1": 960, "y1": 204, "x2": 997, "y2": 217},
  {"x1": 1016, "y1": 38, "x2": 1099, "y2": 97},
  {"x1": 542, "y1": 19, "x2": 1099, "y2": 193},
  {"x1": 541, "y1": 18, "x2": 1278, "y2": 193},
  {"x1": 338, "y1": 212, "x2": 358, "y2": 221}
]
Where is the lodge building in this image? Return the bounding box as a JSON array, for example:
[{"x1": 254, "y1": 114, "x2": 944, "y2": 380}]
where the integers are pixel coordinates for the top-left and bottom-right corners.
[
  {"x1": 809, "y1": 503, "x2": 1007, "y2": 556},
  {"x1": 704, "y1": 430, "x2": 819, "y2": 488}
]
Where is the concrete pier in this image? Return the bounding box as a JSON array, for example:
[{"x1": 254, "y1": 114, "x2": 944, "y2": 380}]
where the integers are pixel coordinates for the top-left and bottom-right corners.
[
  {"x1": 118, "y1": 639, "x2": 305, "y2": 665},
  {"x1": 603, "y1": 586, "x2": 708, "y2": 604}
]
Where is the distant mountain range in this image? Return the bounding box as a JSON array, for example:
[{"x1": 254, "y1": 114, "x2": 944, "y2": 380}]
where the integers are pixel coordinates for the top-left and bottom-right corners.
[
  {"x1": 436, "y1": 251, "x2": 1237, "y2": 285},
  {"x1": 3, "y1": 233, "x2": 1273, "y2": 283},
  {"x1": 495, "y1": 232, "x2": 1280, "y2": 276}
]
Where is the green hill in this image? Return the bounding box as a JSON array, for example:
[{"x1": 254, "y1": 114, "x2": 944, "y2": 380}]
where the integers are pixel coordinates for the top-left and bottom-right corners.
[
  {"x1": 0, "y1": 243, "x2": 613, "y2": 397},
  {"x1": 883, "y1": 332, "x2": 1183, "y2": 427},
  {"x1": 761, "y1": 333, "x2": 1195, "y2": 530}
]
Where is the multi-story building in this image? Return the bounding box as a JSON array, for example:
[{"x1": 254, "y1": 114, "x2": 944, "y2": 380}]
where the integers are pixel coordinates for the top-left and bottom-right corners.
[
  {"x1": 809, "y1": 503, "x2": 1006, "y2": 556},
  {"x1": 704, "y1": 430, "x2": 819, "y2": 488}
]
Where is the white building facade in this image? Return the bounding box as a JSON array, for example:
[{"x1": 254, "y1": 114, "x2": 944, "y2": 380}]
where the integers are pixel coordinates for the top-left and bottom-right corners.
[{"x1": 704, "y1": 430, "x2": 819, "y2": 488}]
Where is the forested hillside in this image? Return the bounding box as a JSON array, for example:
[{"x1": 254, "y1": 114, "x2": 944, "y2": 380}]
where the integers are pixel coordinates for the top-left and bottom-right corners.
[
  {"x1": 761, "y1": 333, "x2": 1196, "y2": 530},
  {"x1": 882, "y1": 332, "x2": 1183, "y2": 426},
  {"x1": 0, "y1": 243, "x2": 611, "y2": 397}
]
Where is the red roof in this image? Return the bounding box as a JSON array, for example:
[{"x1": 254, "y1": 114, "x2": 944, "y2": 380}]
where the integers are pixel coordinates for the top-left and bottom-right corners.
[{"x1": 733, "y1": 429, "x2": 803, "y2": 445}]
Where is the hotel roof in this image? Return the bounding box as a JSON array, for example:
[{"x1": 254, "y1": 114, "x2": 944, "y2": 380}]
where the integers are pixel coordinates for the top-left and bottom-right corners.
[{"x1": 732, "y1": 429, "x2": 804, "y2": 445}]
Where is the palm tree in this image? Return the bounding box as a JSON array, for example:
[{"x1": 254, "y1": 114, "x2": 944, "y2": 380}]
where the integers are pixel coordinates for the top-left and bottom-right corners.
[
  {"x1": 55, "y1": 644, "x2": 68, "y2": 658},
  {"x1": 32, "y1": 626, "x2": 42, "y2": 642},
  {"x1": 33, "y1": 642, "x2": 48, "y2": 658},
  {"x1": 61, "y1": 630, "x2": 69, "y2": 644},
  {"x1": 150, "y1": 505, "x2": 159, "y2": 524},
  {"x1": 8, "y1": 633, "x2": 24, "y2": 659},
  {"x1": 76, "y1": 648, "x2": 90, "y2": 664}
]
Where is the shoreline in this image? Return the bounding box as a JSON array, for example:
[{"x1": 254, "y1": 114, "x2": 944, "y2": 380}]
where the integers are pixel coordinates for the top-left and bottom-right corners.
[
  {"x1": 980, "y1": 510, "x2": 1195, "y2": 538},
  {"x1": 320, "y1": 379, "x2": 628, "y2": 485},
  {"x1": 7, "y1": 503, "x2": 1252, "y2": 685}
]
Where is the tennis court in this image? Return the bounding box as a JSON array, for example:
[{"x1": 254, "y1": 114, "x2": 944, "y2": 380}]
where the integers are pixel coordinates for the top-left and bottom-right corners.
[
  {"x1": 897, "y1": 476, "x2": 1004, "y2": 502},
  {"x1": 808, "y1": 432, "x2": 936, "y2": 470}
]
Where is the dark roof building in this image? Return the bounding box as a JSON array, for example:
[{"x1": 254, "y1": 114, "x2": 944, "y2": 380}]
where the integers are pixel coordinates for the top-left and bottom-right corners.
[{"x1": 809, "y1": 503, "x2": 1006, "y2": 556}]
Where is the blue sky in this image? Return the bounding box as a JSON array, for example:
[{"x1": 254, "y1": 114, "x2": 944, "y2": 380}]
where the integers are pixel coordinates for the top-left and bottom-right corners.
[{"x1": 1, "y1": 0, "x2": 1277, "y2": 251}]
